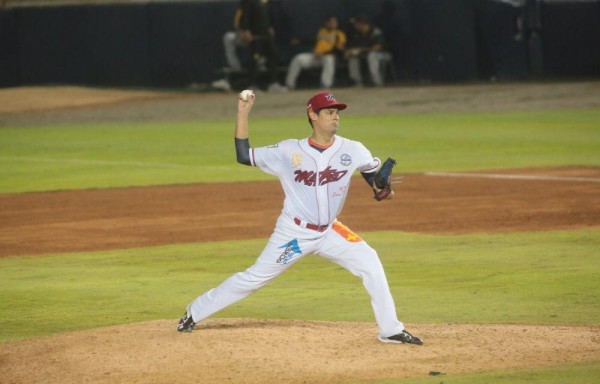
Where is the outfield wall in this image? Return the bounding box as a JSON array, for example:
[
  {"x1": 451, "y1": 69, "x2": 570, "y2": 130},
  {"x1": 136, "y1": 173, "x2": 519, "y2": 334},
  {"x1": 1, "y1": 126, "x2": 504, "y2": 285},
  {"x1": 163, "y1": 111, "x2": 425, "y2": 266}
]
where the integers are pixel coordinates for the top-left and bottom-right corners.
[{"x1": 0, "y1": 0, "x2": 598, "y2": 88}]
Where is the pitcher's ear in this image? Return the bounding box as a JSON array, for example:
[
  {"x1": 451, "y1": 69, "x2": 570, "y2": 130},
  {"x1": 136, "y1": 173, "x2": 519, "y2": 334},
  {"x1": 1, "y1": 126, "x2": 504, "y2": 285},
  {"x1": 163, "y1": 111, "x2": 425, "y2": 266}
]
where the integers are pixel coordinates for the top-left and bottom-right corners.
[{"x1": 307, "y1": 107, "x2": 319, "y2": 121}]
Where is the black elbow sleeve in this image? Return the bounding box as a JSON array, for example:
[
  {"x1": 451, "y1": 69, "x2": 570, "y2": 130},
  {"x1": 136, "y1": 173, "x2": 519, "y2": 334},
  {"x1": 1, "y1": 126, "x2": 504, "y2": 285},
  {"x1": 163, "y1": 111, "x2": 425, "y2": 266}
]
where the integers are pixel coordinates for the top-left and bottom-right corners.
[
  {"x1": 235, "y1": 138, "x2": 251, "y2": 166},
  {"x1": 361, "y1": 171, "x2": 375, "y2": 187}
]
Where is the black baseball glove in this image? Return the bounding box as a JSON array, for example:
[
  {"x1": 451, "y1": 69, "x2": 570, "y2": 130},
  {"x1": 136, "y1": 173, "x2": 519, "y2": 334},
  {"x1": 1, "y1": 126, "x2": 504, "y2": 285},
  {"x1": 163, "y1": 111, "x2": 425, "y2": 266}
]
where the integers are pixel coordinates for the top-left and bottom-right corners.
[{"x1": 373, "y1": 157, "x2": 396, "y2": 201}]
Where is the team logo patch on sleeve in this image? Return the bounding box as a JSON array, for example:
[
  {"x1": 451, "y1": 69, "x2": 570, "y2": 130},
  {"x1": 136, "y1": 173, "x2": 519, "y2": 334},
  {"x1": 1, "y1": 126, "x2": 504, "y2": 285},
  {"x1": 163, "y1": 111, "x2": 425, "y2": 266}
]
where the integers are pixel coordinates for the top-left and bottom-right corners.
[
  {"x1": 340, "y1": 153, "x2": 352, "y2": 166},
  {"x1": 291, "y1": 153, "x2": 302, "y2": 168},
  {"x1": 332, "y1": 222, "x2": 362, "y2": 242}
]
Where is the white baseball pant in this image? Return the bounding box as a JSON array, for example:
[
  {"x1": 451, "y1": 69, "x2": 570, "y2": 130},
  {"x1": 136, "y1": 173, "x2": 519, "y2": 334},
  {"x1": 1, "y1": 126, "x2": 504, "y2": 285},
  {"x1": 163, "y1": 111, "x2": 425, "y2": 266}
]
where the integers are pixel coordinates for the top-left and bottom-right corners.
[
  {"x1": 285, "y1": 53, "x2": 337, "y2": 89},
  {"x1": 348, "y1": 51, "x2": 392, "y2": 86},
  {"x1": 187, "y1": 213, "x2": 405, "y2": 338},
  {"x1": 223, "y1": 31, "x2": 247, "y2": 71}
]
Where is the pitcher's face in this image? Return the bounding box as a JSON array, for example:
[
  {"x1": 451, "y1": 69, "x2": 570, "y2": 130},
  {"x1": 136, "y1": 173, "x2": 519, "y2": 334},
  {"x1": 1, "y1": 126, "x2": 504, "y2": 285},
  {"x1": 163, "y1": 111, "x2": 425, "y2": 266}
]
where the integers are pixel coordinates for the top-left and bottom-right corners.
[{"x1": 315, "y1": 108, "x2": 341, "y2": 134}]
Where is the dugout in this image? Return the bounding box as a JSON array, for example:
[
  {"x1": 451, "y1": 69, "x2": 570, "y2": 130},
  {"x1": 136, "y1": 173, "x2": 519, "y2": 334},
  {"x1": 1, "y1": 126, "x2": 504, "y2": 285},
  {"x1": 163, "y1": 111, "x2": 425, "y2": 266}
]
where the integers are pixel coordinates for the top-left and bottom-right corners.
[{"x1": 0, "y1": 0, "x2": 598, "y2": 89}]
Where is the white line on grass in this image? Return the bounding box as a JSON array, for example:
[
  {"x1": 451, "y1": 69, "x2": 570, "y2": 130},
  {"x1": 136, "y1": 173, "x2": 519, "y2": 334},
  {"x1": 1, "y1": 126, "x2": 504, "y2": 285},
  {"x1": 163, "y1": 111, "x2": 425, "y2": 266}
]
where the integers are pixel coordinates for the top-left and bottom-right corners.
[{"x1": 425, "y1": 171, "x2": 600, "y2": 183}]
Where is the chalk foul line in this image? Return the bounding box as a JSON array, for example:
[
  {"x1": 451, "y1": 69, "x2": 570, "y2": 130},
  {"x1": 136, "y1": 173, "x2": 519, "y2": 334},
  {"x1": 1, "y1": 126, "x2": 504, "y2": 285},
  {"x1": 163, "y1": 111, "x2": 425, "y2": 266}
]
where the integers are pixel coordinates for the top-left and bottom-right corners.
[{"x1": 425, "y1": 171, "x2": 600, "y2": 183}]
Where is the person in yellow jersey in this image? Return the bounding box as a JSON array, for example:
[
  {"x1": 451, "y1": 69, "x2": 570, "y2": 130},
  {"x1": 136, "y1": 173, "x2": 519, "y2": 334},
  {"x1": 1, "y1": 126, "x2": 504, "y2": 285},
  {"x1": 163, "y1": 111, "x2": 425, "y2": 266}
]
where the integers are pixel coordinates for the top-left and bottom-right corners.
[{"x1": 285, "y1": 16, "x2": 347, "y2": 90}]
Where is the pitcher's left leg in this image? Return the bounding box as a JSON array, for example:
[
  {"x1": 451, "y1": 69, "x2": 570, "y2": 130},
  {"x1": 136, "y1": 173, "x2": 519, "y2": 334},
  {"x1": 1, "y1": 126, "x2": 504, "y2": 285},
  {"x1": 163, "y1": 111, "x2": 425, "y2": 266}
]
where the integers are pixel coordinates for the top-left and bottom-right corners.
[{"x1": 317, "y1": 222, "x2": 404, "y2": 338}]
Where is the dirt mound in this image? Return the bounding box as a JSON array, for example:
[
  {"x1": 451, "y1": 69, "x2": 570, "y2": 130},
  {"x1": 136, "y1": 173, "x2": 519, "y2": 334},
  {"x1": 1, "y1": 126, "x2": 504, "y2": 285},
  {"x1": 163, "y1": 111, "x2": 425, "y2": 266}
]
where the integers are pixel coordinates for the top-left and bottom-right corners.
[{"x1": 1, "y1": 319, "x2": 598, "y2": 384}]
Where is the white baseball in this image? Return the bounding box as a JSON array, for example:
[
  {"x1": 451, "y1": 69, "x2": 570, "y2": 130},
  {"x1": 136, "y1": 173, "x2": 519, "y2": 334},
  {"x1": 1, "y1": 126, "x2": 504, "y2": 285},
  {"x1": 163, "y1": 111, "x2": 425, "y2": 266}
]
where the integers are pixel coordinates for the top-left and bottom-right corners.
[{"x1": 240, "y1": 89, "x2": 253, "y2": 102}]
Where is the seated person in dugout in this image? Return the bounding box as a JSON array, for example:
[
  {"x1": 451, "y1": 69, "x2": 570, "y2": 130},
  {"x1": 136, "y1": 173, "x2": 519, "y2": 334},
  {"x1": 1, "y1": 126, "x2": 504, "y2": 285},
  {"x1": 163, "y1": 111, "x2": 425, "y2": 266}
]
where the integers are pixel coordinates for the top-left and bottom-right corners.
[
  {"x1": 213, "y1": 0, "x2": 286, "y2": 93},
  {"x1": 223, "y1": 4, "x2": 248, "y2": 72},
  {"x1": 285, "y1": 16, "x2": 347, "y2": 90},
  {"x1": 345, "y1": 15, "x2": 392, "y2": 87}
]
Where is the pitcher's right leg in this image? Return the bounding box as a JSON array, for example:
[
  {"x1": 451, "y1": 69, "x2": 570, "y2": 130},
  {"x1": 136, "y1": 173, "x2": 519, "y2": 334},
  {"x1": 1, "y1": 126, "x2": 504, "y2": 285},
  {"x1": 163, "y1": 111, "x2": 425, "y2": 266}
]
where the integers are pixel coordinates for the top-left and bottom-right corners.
[
  {"x1": 186, "y1": 259, "x2": 287, "y2": 325},
  {"x1": 178, "y1": 220, "x2": 310, "y2": 332}
]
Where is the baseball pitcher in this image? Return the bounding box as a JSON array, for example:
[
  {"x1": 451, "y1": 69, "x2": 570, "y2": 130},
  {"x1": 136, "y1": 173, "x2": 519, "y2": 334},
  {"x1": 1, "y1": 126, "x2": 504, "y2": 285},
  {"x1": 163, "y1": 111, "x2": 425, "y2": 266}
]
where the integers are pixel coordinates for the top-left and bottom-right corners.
[{"x1": 178, "y1": 91, "x2": 423, "y2": 345}]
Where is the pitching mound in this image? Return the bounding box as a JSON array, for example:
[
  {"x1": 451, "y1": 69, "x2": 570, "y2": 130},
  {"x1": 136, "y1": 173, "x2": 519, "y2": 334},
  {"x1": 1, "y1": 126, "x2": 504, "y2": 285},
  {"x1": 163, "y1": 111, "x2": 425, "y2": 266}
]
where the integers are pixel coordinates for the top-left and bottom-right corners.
[{"x1": 1, "y1": 319, "x2": 598, "y2": 384}]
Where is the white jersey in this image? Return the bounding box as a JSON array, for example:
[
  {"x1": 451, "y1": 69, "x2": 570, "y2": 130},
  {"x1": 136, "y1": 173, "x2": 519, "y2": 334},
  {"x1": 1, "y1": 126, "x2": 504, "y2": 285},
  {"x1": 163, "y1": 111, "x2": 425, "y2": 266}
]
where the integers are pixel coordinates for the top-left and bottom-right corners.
[{"x1": 250, "y1": 135, "x2": 381, "y2": 226}]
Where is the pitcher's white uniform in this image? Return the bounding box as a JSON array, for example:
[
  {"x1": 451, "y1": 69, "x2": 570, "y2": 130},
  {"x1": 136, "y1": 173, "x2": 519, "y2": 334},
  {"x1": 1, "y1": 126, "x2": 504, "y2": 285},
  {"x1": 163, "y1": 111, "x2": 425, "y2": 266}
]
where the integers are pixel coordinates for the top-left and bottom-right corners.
[{"x1": 187, "y1": 135, "x2": 406, "y2": 338}]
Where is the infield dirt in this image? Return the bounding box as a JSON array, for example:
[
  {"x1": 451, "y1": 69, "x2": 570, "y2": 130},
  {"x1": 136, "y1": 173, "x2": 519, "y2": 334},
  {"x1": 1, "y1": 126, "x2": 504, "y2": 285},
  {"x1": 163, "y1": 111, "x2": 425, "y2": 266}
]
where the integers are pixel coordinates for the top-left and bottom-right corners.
[
  {"x1": 1, "y1": 166, "x2": 600, "y2": 257},
  {"x1": 1, "y1": 83, "x2": 599, "y2": 383}
]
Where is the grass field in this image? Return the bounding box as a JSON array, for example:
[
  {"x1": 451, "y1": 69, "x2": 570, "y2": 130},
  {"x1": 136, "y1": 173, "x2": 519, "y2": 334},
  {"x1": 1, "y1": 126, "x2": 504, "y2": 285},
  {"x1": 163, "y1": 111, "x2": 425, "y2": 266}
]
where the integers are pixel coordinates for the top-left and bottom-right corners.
[
  {"x1": 1, "y1": 229, "x2": 599, "y2": 344},
  {"x1": 1, "y1": 109, "x2": 599, "y2": 193},
  {"x1": 1, "y1": 107, "x2": 599, "y2": 383}
]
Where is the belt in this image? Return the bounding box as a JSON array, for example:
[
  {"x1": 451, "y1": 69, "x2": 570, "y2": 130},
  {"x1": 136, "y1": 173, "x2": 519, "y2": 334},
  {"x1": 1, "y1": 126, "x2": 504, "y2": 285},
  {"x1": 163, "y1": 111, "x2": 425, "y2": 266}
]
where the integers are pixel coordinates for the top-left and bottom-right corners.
[{"x1": 294, "y1": 218, "x2": 329, "y2": 232}]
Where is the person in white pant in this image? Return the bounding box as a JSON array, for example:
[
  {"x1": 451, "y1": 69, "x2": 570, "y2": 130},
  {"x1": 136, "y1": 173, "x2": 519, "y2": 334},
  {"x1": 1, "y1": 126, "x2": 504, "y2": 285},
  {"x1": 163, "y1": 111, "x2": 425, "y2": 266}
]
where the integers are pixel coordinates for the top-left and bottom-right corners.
[
  {"x1": 212, "y1": 0, "x2": 280, "y2": 93},
  {"x1": 285, "y1": 16, "x2": 347, "y2": 90},
  {"x1": 345, "y1": 16, "x2": 391, "y2": 87},
  {"x1": 177, "y1": 91, "x2": 423, "y2": 345},
  {"x1": 211, "y1": 5, "x2": 246, "y2": 92},
  {"x1": 223, "y1": 5, "x2": 246, "y2": 71}
]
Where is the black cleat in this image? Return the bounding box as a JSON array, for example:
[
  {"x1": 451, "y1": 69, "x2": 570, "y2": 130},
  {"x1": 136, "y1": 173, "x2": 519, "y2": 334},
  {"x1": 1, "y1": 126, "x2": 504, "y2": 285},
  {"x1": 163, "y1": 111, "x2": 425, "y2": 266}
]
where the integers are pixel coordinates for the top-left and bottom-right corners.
[
  {"x1": 177, "y1": 306, "x2": 196, "y2": 332},
  {"x1": 378, "y1": 329, "x2": 423, "y2": 345}
]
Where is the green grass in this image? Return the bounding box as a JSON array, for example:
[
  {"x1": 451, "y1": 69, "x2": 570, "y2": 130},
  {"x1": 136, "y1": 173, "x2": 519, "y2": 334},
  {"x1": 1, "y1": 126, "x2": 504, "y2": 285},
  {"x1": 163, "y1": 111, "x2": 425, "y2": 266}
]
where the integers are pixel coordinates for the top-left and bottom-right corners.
[
  {"x1": 1, "y1": 109, "x2": 598, "y2": 193},
  {"x1": 346, "y1": 110, "x2": 600, "y2": 171},
  {"x1": 1, "y1": 229, "x2": 598, "y2": 343},
  {"x1": 364, "y1": 361, "x2": 600, "y2": 384}
]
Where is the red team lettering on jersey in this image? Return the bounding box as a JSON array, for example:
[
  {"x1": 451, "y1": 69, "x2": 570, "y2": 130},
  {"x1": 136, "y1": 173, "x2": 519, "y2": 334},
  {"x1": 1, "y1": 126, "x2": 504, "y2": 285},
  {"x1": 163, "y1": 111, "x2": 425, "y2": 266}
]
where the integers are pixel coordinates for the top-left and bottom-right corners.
[
  {"x1": 250, "y1": 136, "x2": 380, "y2": 226},
  {"x1": 294, "y1": 166, "x2": 348, "y2": 186}
]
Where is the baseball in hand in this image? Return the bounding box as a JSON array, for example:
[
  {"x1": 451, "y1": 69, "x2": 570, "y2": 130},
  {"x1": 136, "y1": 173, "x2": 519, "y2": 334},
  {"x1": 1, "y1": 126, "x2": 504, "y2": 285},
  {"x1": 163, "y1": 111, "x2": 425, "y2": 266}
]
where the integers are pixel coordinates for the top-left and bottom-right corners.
[{"x1": 240, "y1": 89, "x2": 253, "y2": 102}]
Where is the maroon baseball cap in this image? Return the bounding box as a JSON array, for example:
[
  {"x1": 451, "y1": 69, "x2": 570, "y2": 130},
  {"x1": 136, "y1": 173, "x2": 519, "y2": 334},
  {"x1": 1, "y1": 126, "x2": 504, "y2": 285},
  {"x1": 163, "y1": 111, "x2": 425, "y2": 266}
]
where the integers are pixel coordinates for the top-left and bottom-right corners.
[{"x1": 306, "y1": 92, "x2": 347, "y2": 111}]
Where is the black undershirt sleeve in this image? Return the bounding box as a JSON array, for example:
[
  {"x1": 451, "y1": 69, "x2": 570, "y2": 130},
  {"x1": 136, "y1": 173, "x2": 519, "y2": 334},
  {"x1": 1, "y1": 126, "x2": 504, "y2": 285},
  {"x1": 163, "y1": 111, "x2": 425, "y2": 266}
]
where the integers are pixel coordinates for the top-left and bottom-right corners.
[
  {"x1": 235, "y1": 138, "x2": 252, "y2": 166},
  {"x1": 361, "y1": 171, "x2": 375, "y2": 187}
]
